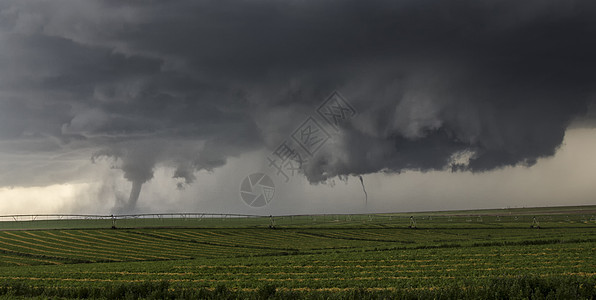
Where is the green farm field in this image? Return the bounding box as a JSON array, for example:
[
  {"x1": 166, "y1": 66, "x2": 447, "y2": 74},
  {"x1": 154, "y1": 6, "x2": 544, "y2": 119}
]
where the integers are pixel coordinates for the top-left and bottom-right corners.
[{"x1": 0, "y1": 206, "x2": 595, "y2": 299}]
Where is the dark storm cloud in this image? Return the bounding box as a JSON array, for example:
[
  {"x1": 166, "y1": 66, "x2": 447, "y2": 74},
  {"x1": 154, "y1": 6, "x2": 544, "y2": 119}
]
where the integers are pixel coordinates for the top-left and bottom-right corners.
[{"x1": 1, "y1": 0, "x2": 595, "y2": 209}]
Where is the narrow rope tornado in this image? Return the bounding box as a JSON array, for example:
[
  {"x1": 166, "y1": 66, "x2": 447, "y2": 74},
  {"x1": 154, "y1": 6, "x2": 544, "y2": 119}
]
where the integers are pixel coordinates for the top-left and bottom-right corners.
[{"x1": 359, "y1": 175, "x2": 368, "y2": 205}]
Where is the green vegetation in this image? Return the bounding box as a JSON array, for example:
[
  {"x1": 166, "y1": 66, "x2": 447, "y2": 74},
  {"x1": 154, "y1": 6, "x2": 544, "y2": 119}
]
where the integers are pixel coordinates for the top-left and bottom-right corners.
[{"x1": 0, "y1": 206, "x2": 594, "y2": 299}]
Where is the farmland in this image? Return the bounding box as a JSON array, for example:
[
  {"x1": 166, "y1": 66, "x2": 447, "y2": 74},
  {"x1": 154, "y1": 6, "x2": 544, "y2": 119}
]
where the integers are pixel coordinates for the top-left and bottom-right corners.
[{"x1": 0, "y1": 206, "x2": 595, "y2": 299}]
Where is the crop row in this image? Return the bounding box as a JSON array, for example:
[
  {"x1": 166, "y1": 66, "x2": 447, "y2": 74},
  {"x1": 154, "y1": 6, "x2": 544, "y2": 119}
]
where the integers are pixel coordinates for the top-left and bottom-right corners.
[
  {"x1": 0, "y1": 239, "x2": 593, "y2": 289},
  {"x1": 0, "y1": 225, "x2": 594, "y2": 299},
  {"x1": 0, "y1": 227, "x2": 594, "y2": 267}
]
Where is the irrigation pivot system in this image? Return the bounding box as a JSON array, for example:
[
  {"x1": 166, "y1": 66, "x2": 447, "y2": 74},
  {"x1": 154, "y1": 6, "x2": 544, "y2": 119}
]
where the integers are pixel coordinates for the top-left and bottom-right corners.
[{"x1": 1, "y1": 206, "x2": 595, "y2": 230}]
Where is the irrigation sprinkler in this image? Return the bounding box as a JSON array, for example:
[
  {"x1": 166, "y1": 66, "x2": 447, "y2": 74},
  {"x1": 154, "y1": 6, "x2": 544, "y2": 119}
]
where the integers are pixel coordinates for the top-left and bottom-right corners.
[
  {"x1": 110, "y1": 214, "x2": 116, "y2": 229},
  {"x1": 408, "y1": 216, "x2": 417, "y2": 229},
  {"x1": 531, "y1": 216, "x2": 540, "y2": 229},
  {"x1": 269, "y1": 215, "x2": 276, "y2": 229}
]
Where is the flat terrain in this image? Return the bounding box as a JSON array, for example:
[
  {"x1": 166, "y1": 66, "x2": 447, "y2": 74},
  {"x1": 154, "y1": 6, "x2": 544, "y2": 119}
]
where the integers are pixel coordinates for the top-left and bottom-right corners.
[{"x1": 0, "y1": 206, "x2": 595, "y2": 299}]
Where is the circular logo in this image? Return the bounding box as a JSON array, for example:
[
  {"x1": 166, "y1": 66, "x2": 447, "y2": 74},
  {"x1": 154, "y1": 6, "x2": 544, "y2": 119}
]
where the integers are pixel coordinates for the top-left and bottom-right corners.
[{"x1": 240, "y1": 173, "x2": 275, "y2": 207}]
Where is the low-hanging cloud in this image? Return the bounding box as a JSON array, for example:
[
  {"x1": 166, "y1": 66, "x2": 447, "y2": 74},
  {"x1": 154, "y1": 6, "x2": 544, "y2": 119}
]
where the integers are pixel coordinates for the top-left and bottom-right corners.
[{"x1": 0, "y1": 0, "x2": 595, "y2": 212}]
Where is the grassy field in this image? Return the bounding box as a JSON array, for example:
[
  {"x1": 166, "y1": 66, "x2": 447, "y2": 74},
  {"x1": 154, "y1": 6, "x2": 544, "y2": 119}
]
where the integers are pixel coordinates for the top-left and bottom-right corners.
[{"x1": 0, "y1": 206, "x2": 594, "y2": 299}]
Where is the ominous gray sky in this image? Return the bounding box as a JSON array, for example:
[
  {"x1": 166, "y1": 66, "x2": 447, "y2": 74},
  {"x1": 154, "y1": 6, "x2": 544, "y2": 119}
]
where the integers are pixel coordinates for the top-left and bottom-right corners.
[{"x1": 0, "y1": 0, "x2": 595, "y2": 214}]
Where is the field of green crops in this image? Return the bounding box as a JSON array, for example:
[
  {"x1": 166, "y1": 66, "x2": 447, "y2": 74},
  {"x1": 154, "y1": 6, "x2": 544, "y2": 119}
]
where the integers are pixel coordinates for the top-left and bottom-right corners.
[{"x1": 0, "y1": 206, "x2": 595, "y2": 299}]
